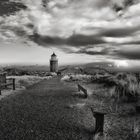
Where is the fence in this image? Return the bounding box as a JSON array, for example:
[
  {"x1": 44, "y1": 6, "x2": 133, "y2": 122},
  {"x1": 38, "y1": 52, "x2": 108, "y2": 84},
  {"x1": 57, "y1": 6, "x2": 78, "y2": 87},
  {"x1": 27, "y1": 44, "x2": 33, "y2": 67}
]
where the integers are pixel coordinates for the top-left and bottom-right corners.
[{"x1": 0, "y1": 73, "x2": 15, "y2": 95}]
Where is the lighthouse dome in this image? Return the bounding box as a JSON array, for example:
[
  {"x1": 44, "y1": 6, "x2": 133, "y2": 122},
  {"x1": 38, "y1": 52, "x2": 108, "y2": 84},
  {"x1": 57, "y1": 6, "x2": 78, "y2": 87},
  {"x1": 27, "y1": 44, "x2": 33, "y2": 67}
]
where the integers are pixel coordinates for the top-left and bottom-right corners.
[{"x1": 51, "y1": 52, "x2": 56, "y2": 57}]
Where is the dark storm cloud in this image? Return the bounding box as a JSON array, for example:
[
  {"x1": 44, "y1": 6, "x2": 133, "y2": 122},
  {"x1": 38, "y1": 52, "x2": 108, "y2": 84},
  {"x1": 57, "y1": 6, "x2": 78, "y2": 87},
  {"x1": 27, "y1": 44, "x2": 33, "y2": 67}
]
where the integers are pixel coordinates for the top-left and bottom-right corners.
[
  {"x1": 121, "y1": 40, "x2": 140, "y2": 45},
  {"x1": 2, "y1": 25, "x2": 27, "y2": 37},
  {"x1": 0, "y1": 0, "x2": 26, "y2": 16},
  {"x1": 42, "y1": 0, "x2": 50, "y2": 8},
  {"x1": 124, "y1": 0, "x2": 135, "y2": 7},
  {"x1": 112, "y1": 0, "x2": 135, "y2": 13},
  {"x1": 76, "y1": 48, "x2": 109, "y2": 55},
  {"x1": 29, "y1": 33, "x2": 106, "y2": 47},
  {"x1": 116, "y1": 49, "x2": 140, "y2": 59},
  {"x1": 67, "y1": 34, "x2": 106, "y2": 46},
  {"x1": 1, "y1": 0, "x2": 140, "y2": 63},
  {"x1": 99, "y1": 26, "x2": 140, "y2": 37}
]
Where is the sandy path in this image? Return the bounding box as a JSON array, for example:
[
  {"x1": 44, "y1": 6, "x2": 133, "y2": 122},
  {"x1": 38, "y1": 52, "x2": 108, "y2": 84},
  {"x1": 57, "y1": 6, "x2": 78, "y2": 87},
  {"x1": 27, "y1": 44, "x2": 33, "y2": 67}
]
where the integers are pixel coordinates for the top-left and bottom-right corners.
[{"x1": 0, "y1": 77, "x2": 95, "y2": 140}]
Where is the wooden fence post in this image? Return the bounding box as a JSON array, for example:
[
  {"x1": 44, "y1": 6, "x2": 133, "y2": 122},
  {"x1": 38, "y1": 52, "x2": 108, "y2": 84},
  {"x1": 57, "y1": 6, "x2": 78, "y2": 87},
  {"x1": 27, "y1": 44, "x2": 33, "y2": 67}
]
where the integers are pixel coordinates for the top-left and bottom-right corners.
[
  {"x1": 91, "y1": 108, "x2": 106, "y2": 135},
  {"x1": 136, "y1": 105, "x2": 140, "y2": 113},
  {"x1": 13, "y1": 78, "x2": 15, "y2": 90},
  {"x1": 78, "y1": 84, "x2": 80, "y2": 91},
  {"x1": 4, "y1": 73, "x2": 7, "y2": 88},
  {"x1": 84, "y1": 89, "x2": 88, "y2": 98},
  {"x1": 0, "y1": 85, "x2": 1, "y2": 95}
]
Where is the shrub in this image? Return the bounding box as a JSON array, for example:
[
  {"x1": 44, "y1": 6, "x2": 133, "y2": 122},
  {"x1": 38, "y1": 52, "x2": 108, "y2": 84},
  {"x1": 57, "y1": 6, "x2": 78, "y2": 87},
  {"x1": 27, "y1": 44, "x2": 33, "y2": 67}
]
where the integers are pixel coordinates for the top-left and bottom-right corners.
[
  {"x1": 110, "y1": 73, "x2": 140, "y2": 102},
  {"x1": 61, "y1": 74, "x2": 92, "y2": 82},
  {"x1": 91, "y1": 73, "x2": 116, "y2": 87}
]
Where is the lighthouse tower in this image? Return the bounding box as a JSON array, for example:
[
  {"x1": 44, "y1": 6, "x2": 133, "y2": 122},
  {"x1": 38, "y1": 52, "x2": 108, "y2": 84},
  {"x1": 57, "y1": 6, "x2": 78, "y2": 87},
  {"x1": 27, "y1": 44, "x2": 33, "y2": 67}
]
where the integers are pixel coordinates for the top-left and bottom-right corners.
[{"x1": 50, "y1": 52, "x2": 58, "y2": 72}]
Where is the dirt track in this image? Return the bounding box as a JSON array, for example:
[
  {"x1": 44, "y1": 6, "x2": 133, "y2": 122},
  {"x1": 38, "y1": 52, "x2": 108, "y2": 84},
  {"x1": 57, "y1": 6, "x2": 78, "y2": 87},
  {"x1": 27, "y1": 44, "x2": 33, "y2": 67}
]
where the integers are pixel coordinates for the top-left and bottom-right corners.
[{"x1": 0, "y1": 77, "x2": 94, "y2": 140}]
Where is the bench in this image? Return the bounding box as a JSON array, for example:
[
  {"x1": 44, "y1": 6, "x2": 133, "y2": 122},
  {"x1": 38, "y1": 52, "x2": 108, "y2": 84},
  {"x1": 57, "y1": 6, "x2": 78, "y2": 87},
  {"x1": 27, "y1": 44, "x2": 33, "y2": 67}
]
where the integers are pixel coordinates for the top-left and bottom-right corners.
[
  {"x1": 77, "y1": 84, "x2": 88, "y2": 98},
  {"x1": 90, "y1": 107, "x2": 107, "y2": 135}
]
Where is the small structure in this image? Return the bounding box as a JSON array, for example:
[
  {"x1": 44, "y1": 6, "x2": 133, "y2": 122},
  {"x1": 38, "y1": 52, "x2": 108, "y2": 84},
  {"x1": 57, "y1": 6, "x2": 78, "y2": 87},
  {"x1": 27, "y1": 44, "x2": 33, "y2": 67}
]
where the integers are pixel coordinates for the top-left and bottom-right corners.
[
  {"x1": 50, "y1": 52, "x2": 58, "y2": 73},
  {"x1": 90, "y1": 108, "x2": 106, "y2": 135}
]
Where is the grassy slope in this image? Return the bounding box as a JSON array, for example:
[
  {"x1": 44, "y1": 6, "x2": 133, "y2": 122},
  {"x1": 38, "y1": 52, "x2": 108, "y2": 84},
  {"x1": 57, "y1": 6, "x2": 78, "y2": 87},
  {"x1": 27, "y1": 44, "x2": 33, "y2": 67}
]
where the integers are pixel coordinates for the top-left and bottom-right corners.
[
  {"x1": 3, "y1": 65, "x2": 49, "y2": 73},
  {"x1": 0, "y1": 78, "x2": 94, "y2": 140},
  {"x1": 0, "y1": 77, "x2": 139, "y2": 140},
  {"x1": 83, "y1": 83, "x2": 140, "y2": 140}
]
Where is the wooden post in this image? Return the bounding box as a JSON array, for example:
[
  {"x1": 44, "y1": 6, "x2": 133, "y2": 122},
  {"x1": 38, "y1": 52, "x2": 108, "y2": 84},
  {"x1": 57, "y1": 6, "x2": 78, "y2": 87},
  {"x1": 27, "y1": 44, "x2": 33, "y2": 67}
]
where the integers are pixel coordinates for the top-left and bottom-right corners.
[
  {"x1": 136, "y1": 106, "x2": 140, "y2": 113},
  {"x1": 91, "y1": 108, "x2": 106, "y2": 135},
  {"x1": 78, "y1": 84, "x2": 80, "y2": 92},
  {"x1": 3, "y1": 73, "x2": 7, "y2": 88},
  {"x1": 84, "y1": 89, "x2": 88, "y2": 98},
  {"x1": 0, "y1": 85, "x2": 1, "y2": 95},
  {"x1": 13, "y1": 78, "x2": 15, "y2": 90}
]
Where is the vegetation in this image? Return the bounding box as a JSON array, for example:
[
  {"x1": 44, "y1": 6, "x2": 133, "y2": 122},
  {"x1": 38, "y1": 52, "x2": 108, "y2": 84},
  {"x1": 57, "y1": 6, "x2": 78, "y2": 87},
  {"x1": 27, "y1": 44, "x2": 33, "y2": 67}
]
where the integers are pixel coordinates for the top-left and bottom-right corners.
[
  {"x1": 0, "y1": 78, "x2": 94, "y2": 140},
  {"x1": 62, "y1": 71, "x2": 140, "y2": 102},
  {"x1": 110, "y1": 73, "x2": 140, "y2": 102},
  {"x1": 90, "y1": 72, "x2": 140, "y2": 102},
  {"x1": 61, "y1": 74, "x2": 92, "y2": 82},
  {"x1": 8, "y1": 75, "x2": 52, "y2": 89},
  {"x1": 3, "y1": 65, "x2": 49, "y2": 76},
  {"x1": 0, "y1": 65, "x2": 140, "y2": 140}
]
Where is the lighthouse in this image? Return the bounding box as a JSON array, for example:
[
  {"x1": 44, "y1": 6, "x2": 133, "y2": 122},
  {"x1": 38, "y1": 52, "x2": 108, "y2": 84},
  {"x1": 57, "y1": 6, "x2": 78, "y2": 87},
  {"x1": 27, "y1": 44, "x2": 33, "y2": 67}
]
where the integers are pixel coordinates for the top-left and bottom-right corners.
[{"x1": 50, "y1": 52, "x2": 58, "y2": 72}]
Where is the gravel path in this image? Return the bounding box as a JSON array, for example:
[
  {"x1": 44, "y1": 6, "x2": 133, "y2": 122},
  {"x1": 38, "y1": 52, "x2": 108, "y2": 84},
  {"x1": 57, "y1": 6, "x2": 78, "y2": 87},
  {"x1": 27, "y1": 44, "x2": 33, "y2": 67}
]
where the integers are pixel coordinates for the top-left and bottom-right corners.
[{"x1": 0, "y1": 77, "x2": 94, "y2": 140}]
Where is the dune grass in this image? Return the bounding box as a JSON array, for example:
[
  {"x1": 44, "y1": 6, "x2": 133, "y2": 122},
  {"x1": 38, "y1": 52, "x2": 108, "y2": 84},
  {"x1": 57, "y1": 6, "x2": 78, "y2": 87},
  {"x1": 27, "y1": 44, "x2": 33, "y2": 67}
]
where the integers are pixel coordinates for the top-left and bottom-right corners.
[{"x1": 85, "y1": 81, "x2": 140, "y2": 140}]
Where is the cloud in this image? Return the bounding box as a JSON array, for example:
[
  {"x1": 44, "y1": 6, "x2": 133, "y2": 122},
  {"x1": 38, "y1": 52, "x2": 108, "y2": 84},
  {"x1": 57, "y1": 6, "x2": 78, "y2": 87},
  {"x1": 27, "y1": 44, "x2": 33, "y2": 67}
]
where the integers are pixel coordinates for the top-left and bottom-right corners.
[
  {"x1": 115, "y1": 45, "x2": 140, "y2": 59},
  {"x1": 99, "y1": 25, "x2": 140, "y2": 37},
  {"x1": 1, "y1": 0, "x2": 140, "y2": 38},
  {"x1": 0, "y1": 9, "x2": 33, "y2": 41},
  {"x1": 14, "y1": 0, "x2": 116, "y2": 37},
  {"x1": 0, "y1": 0, "x2": 26, "y2": 16},
  {"x1": 1, "y1": 0, "x2": 140, "y2": 65},
  {"x1": 114, "y1": 60, "x2": 129, "y2": 67},
  {"x1": 75, "y1": 46, "x2": 109, "y2": 55},
  {"x1": 2, "y1": 0, "x2": 139, "y2": 40},
  {"x1": 29, "y1": 33, "x2": 106, "y2": 48}
]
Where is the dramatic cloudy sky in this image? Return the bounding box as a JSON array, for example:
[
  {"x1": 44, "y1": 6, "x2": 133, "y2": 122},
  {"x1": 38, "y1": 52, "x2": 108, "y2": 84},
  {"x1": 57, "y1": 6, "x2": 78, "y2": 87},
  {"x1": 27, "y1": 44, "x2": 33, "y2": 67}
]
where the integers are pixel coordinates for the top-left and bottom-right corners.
[{"x1": 0, "y1": 0, "x2": 140, "y2": 68}]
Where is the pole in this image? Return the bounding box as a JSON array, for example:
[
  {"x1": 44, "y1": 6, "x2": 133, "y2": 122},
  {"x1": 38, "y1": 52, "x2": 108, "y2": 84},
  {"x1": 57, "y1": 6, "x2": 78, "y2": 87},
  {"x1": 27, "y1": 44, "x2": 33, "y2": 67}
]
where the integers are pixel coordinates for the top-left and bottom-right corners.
[
  {"x1": 13, "y1": 78, "x2": 15, "y2": 90},
  {"x1": 0, "y1": 85, "x2": 1, "y2": 95}
]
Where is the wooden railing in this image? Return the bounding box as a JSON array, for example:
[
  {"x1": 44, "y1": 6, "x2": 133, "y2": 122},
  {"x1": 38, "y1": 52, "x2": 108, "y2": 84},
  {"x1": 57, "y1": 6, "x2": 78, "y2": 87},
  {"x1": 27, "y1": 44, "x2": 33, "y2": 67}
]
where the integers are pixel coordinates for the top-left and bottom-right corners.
[{"x1": 0, "y1": 78, "x2": 15, "y2": 95}]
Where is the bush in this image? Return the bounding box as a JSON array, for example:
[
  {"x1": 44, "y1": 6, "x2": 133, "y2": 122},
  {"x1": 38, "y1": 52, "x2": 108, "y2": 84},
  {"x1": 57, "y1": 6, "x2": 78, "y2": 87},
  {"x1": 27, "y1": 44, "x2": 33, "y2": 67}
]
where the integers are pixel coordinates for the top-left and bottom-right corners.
[
  {"x1": 91, "y1": 73, "x2": 116, "y2": 87},
  {"x1": 61, "y1": 74, "x2": 92, "y2": 82},
  {"x1": 91, "y1": 72, "x2": 140, "y2": 102},
  {"x1": 110, "y1": 73, "x2": 140, "y2": 102}
]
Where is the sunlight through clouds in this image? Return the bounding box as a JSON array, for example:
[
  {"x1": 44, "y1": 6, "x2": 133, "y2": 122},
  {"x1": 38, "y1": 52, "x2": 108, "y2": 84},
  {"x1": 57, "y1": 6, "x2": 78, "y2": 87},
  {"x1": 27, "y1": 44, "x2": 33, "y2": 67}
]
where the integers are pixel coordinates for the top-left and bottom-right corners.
[
  {"x1": 114, "y1": 60, "x2": 129, "y2": 67},
  {"x1": 0, "y1": 0, "x2": 140, "y2": 66}
]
